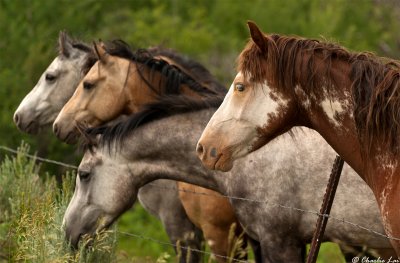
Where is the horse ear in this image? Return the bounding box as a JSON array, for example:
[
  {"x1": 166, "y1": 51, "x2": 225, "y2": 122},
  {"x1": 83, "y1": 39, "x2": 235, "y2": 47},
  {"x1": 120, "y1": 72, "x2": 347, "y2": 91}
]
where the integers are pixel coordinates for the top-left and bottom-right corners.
[
  {"x1": 58, "y1": 30, "x2": 73, "y2": 58},
  {"x1": 247, "y1": 21, "x2": 268, "y2": 52},
  {"x1": 99, "y1": 41, "x2": 106, "y2": 49},
  {"x1": 93, "y1": 41, "x2": 108, "y2": 63}
]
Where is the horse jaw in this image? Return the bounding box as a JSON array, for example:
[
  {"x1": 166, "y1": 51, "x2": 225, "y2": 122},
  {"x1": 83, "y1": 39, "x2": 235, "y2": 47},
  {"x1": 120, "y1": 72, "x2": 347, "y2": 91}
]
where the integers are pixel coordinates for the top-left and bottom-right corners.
[{"x1": 63, "y1": 151, "x2": 137, "y2": 247}]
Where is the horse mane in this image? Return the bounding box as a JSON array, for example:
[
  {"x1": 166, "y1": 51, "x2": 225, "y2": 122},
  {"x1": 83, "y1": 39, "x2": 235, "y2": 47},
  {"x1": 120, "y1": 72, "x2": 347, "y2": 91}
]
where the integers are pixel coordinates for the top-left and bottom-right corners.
[
  {"x1": 83, "y1": 95, "x2": 223, "y2": 150},
  {"x1": 239, "y1": 33, "x2": 400, "y2": 155},
  {"x1": 151, "y1": 46, "x2": 227, "y2": 94},
  {"x1": 81, "y1": 50, "x2": 98, "y2": 75},
  {"x1": 103, "y1": 40, "x2": 226, "y2": 96},
  {"x1": 71, "y1": 42, "x2": 92, "y2": 54}
]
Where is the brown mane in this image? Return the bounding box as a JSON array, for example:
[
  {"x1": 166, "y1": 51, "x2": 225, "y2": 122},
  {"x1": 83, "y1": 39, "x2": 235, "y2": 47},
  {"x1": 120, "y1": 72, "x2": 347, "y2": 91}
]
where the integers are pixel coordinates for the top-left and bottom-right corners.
[{"x1": 238, "y1": 33, "x2": 400, "y2": 155}]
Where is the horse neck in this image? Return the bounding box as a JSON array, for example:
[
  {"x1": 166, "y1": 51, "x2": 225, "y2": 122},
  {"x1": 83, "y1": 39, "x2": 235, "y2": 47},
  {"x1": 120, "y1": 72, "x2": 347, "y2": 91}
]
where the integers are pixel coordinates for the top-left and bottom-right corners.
[
  {"x1": 297, "y1": 58, "x2": 400, "y2": 196},
  {"x1": 154, "y1": 55, "x2": 225, "y2": 97},
  {"x1": 123, "y1": 108, "x2": 220, "y2": 191},
  {"x1": 124, "y1": 62, "x2": 214, "y2": 113},
  {"x1": 296, "y1": 59, "x2": 367, "y2": 180},
  {"x1": 124, "y1": 63, "x2": 163, "y2": 113}
]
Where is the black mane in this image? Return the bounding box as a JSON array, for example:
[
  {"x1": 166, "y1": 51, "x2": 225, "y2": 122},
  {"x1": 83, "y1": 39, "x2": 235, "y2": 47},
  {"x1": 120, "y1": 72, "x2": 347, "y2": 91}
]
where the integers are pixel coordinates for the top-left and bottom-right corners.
[
  {"x1": 103, "y1": 40, "x2": 226, "y2": 95},
  {"x1": 71, "y1": 42, "x2": 92, "y2": 53},
  {"x1": 85, "y1": 95, "x2": 223, "y2": 149}
]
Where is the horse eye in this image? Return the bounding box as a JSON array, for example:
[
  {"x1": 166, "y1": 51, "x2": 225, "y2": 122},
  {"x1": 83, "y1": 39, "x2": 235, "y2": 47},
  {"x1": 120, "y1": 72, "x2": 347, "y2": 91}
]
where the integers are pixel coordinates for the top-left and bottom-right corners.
[
  {"x1": 45, "y1": 73, "x2": 56, "y2": 82},
  {"x1": 83, "y1": 81, "x2": 94, "y2": 90},
  {"x1": 78, "y1": 170, "x2": 91, "y2": 181},
  {"x1": 235, "y1": 83, "x2": 245, "y2": 92}
]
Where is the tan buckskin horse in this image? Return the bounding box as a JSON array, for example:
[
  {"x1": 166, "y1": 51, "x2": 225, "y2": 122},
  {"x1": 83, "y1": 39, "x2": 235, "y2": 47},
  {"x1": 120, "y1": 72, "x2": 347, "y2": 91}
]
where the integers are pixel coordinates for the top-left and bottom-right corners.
[
  {"x1": 53, "y1": 41, "x2": 252, "y2": 262},
  {"x1": 197, "y1": 21, "x2": 400, "y2": 256}
]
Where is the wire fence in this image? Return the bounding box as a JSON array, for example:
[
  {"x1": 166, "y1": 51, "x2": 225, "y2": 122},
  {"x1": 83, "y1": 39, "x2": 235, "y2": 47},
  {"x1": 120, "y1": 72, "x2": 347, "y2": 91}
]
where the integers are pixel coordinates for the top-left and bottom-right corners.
[
  {"x1": 116, "y1": 230, "x2": 247, "y2": 262},
  {"x1": 0, "y1": 144, "x2": 398, "y2": 262},
  {"x1": 0, "y1": 145, "x2": 77, "y2": 169}
]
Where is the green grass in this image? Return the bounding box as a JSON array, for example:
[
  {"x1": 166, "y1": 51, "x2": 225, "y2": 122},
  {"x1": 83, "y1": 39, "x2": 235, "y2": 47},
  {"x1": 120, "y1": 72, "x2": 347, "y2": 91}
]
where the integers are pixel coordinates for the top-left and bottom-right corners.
[
  {"x1": 316, "y1": 243, "x2": 345, "y2": 263},
  {"x1": 114, "y1": 206, "x2": 347, "y2": 263},
  {"x1": 115, "y1": 206, "x2": 175, "y2": 262}
]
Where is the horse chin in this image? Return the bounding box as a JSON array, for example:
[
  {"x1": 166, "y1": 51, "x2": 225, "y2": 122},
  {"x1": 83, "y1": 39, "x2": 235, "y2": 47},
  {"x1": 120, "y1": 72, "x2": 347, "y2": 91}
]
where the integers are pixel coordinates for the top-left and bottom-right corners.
[
  {"x1": 24, "y1": 122, "x2": 40, "y2": 135},
  {"x1": 53, "y1": 119, "x2": 80, "y2": 144},
  {"x1": 64, "y1": 132, "x2": 79, "y2": 144},
  {"x1": 55, "y1": 129, "x2": 79, "y2": 144},
  {"x1": 16, "y1": 119, "x2": 40, "y2": 134},
  {"x1": 67, "y1": 213, "x2": 115, "y2": 249},
  {"x1": 214, "y1": 153, "x2": 234, "y2": 172}
]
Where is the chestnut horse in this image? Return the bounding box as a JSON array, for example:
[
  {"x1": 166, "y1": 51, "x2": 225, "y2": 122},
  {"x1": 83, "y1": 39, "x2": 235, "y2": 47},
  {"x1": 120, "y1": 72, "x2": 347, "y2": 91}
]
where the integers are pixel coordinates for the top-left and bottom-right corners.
[
  {"x1": 53, "y1": 41, "x2": 251, "y2": 262},
  {"x1": 197, "y1": 21, "x2": 400, "y2": 255}
]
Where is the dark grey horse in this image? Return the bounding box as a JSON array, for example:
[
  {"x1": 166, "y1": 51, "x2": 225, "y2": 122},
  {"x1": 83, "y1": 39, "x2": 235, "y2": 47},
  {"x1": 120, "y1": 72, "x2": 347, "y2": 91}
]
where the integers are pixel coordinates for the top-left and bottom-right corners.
[
  {"x1": 13, "y1": 32, "x2": 203, "y2": 262},
  {"x1": 64, "y1": 98, "x2": 395, "y2": 262}
]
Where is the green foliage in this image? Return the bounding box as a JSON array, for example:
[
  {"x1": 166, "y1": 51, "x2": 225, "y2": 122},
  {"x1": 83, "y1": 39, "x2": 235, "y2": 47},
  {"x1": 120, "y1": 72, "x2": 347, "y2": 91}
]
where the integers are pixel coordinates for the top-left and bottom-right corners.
[{"x1": 0, "y1": 143, "x2": 117, "y2": 262}]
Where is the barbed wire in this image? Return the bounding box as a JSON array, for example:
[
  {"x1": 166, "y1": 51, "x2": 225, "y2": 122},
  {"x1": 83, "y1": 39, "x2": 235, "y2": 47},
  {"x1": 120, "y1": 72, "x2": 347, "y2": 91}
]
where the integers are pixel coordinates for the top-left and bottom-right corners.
[
  {"x1": 1, "y1": 144, "x2": 400, "y2": 243},
  {"x1": 0, "y1": 145, "x2": 78, "y2": 169},
  {"x1": 116, "y1": 230, "x2": 248, "y2": 262},
  {"x1": 147, "y1": 183, "x2": 400, "y2": 242}
]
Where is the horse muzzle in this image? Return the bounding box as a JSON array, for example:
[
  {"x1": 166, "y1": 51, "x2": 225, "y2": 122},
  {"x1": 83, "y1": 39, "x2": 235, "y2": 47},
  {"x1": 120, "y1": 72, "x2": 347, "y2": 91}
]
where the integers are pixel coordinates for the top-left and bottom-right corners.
[
  {"x1": 196, "y1": 141, "x2": 234, "y2": 172},
  {"x1": 13, "y1": 111, "x2": 40, "y2": 134},
  {"x1": 53, "y1": 121, "x2": 79, "y2": 144}
]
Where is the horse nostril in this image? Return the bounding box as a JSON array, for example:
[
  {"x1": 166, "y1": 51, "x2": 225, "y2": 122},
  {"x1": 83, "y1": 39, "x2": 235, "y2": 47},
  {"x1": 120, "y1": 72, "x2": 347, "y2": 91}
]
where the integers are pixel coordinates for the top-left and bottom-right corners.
[
  {"x1": 53, "y1": 123, "x2": 59, "y2": 135},
  {"x1": 210, "y1": 148, "x2": 218, "y2": 158},
  {"x1": 13, "y1": 113, "x2": 20, "y2": 125},
  {"x1": 196, "y1": 143, "x2": 204, "y2": 158}
]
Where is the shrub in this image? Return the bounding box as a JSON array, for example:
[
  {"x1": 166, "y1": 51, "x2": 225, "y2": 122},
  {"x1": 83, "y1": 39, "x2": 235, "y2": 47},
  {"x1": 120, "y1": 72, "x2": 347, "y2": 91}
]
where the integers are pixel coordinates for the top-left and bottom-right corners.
[{"x1": 0, "y1": 143, "x2": 117, "y2": 262}]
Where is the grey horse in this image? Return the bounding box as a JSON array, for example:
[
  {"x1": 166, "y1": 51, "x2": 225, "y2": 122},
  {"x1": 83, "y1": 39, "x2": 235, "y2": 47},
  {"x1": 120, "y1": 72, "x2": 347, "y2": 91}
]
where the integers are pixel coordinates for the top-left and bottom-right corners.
[
  {"x1": 64, "y1": 97, "x2": 395, "y2": 262},
  {"x1": 13, "y1": 32, "x2": 203, "y2": 262}
]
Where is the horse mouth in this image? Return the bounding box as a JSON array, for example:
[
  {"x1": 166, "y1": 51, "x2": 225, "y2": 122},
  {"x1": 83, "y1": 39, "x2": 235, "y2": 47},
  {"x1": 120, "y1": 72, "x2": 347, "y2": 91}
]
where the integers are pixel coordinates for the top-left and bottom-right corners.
[
  {"x1": 70, "y1": 233, "x2": 82, "y2": 249},
  {"x1": 69, "y1": 216, "x2": 115, "y2": 249},
  {"x1": 64, "y1": 131, "x2": 79, "y2": 144},
  {"x1": 18, "y1": 120, "x2": 39, "y2": 134},
  {"x1": 214, "y1": 152, "x2": 234, "y2": 172}
]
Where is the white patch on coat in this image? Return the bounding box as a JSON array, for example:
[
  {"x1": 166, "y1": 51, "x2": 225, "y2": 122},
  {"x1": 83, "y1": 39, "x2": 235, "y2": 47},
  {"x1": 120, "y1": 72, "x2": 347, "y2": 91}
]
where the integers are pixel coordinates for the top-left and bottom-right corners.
[
  {"x1": 294, "y1": 85, "x2": 311, "y2": 109},
  {"x1": 199, "y1": 71, "x2": 290, "y2": 161},
  {"x1": 257, "y1": 82, "x2": 289, "y2": 125},
  {"x1": 209, "y1": 71, "x2": 288, "y2": 129},
  {"x1": 320, "y1": 98, "x2": 345, "y2": 127},
  {"x1": 375, "y1": 153, "x2": 397, "y2": 238}
]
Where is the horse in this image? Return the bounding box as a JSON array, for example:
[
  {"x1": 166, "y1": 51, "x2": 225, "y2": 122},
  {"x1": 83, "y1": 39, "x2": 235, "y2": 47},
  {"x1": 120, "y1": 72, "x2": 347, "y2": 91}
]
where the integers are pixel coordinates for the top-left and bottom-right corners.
[
  {"x1": 196, "y1": 21, "x2": 400, "y2": 255},
  {"x1": 52, "y1": 40, "x2": 225, "y2": 144},
  {"x1": 64, "y1": 95, "x2": 395, "y2": 262},
  {"x1": 12, "y1": 32, "x2": 206, "y2": 263},
  {"x1": 51, "y1": 39, "x2": 249, "y2": 262},
  {"x1": 13, "y1": 31, "x2": 92, "y2": 134}
]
